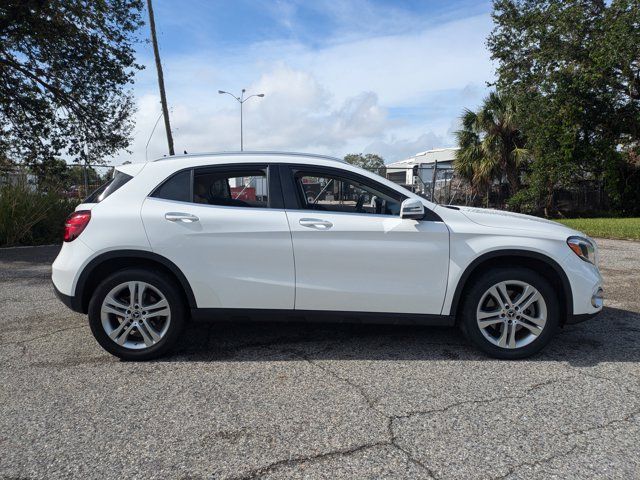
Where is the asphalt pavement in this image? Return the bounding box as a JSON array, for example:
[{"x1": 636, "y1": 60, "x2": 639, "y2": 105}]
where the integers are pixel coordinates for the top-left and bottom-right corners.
[{"x1": 0, "y1": 239, "x2": 639, "y2": 479}]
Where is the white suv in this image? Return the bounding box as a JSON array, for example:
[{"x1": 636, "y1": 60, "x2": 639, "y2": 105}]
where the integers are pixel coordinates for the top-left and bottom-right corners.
[{"x1": 52, "y1": 152, "x2": 603, "y2": 360}]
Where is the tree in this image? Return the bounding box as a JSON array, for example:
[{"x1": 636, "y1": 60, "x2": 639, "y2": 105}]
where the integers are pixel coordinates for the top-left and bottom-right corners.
[
  {"x1": 454, "y1": 92, "x2": 528, "y2": 201},
  {"x1": 344, "y1": 153, "x2": 386, "y2": 174},
  {"x1": 488, "y1": 0, "x2": 640, "y2": 214},
  {"x1": 0, "y1": 0, "x2": 144, "y2": 167}
]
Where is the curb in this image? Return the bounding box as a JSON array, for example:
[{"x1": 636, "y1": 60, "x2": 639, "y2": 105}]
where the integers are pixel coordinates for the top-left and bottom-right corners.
[{"x1": 0, "y1": 244, "x2": 59, "y2": 250}]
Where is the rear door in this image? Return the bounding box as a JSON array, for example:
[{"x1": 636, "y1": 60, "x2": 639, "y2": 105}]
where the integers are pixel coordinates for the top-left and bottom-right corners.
[
  {"x1": 141, "y1": 163, "x2": 295, "y2": 310},
  {"x1": 280, "y1": 164, "x2": 449, "y2": 315}
]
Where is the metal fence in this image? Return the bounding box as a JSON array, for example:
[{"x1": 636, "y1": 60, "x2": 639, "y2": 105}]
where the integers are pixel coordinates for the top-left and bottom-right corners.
[
  {"x1": 367, "y1": 165, "x2": 473, "y2": 205},
  {"x1": 369, "y1": 165, "x2": 607, "y2": 213},
  {"x1": 0, "y1": 163, "x2": 115, "y2": 199},
  {"x1": 1, "y1": 161, "x2": 609, "y2": 213},
  {"x1": 553, "y1": 180, "x2": 608, "y2": 214}
]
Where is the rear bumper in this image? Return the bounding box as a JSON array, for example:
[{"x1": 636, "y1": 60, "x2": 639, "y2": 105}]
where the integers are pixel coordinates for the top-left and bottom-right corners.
[
  {"x1": 52, "y1": 239, "x2": 94, "y2": 314},
  {"x1": 51, "y1": 238, "x2": 93, "y2": 298},
  {"x1": 52, "y1": 282, "x2": 84, "y2": 313}
]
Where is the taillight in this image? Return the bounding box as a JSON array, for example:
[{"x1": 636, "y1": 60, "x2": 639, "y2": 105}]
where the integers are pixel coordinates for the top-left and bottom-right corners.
[{"x1": 64, "y1": 210, "x2": 91, "y2": 242}]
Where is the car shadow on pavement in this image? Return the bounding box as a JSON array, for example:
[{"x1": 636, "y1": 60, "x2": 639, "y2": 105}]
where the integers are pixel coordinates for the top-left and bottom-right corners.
[{"x1": 165, "y1": 306, "x2": 639, "y2": 365}]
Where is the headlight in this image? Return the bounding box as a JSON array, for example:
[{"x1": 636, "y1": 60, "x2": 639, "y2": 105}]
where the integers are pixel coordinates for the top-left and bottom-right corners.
[{"x1": 567, "y1": 236, "x2": 596, "y2": 265}]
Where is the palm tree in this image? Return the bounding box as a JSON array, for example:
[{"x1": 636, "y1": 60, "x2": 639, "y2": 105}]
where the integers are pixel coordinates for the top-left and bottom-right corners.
[{"x1": 454, "y1": 92, "x2": 528, "y2": 202}]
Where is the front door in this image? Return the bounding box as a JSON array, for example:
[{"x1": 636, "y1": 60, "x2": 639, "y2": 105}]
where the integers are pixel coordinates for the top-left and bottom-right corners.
[
  {"x1": 281, "y1": 165, "x2": 449, "y2": 315},
  {"x1": 141, "y1": 164, "x2": 295, "y2": 310}
]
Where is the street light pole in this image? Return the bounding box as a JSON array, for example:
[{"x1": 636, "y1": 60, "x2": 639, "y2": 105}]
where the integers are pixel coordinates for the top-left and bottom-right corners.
[
  {"x1": 218, "y1": 89, "x2": 265, "y2": 151},
  {"x1": 240, "y1": 89, "x2": 244, "y2": 151}
]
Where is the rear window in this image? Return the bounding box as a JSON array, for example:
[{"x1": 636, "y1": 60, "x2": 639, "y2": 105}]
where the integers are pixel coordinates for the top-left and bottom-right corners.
[{"x1": 84, "y1": 171, "x2": 133, "y2": 203}]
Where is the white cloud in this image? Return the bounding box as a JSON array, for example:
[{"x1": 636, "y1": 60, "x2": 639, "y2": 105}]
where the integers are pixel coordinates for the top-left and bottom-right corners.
[
  {"x1": 363, "y1": 132, "x2": 451, "y2": 162},
  {"x1": 112, "y1": 12, "x2": 493, "y2": 165}
]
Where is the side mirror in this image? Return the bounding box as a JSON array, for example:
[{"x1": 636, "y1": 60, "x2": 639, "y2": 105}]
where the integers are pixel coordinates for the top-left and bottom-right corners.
[{"x1": 400, "y1": 198, "x2": 425, "y2": 220}]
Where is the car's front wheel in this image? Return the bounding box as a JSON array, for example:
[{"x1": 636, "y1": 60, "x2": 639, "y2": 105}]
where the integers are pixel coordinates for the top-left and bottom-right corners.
[
  {"x1": 88, "y1": 268, "x2": 186, "y2": 360},
  {"x1": 460, "y1": 267, "x2": 560, "y2": 359}
]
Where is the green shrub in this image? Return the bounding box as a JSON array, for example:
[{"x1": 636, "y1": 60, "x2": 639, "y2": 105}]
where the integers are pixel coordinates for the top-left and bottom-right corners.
[
  {"x1": 506, "y1": 188, "x2": 540, "y2": 215},
  {"x1": 0, "y1": 182, "x2": 79, "y2": 247}
]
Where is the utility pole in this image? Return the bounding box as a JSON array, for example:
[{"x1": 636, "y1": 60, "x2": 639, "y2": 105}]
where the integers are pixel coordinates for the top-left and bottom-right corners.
[{"x1": 146, "y1": 0, "x2": 174, "y2": 156}]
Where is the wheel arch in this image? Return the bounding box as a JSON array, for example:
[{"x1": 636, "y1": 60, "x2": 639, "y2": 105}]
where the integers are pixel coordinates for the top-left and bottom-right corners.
[
  {"x1": 449, "y1": 249, "x2": 573, "y2": 322},
  {"x1": 75, "y1": 250, "x2": 197, "y2": 314}
]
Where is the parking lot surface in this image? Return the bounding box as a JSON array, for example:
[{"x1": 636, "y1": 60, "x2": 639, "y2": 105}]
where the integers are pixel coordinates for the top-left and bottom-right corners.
[{"x1": 1, "y1": 239, "x2": 639, "y2": 479}]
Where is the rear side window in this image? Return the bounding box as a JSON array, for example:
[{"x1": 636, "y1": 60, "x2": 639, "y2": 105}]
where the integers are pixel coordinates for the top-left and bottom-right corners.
[
  {"x1": 151, "y1": 165, "x2": 272, "y2": 208},
  {"x1": 151, "y1": 170, "x2": 191, "y2": 202},
  {"x1": 193, "y1": 169, "x2": 268, "y2": 208},
  {"x1": 84, "y1": 171, "x2": 132, "y2": 203}
]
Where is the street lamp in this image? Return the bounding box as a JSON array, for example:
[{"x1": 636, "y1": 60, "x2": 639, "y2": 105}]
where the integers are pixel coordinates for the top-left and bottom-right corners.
[{"x1": 218, "y1": 89, "x2": 265, "y2": 151}]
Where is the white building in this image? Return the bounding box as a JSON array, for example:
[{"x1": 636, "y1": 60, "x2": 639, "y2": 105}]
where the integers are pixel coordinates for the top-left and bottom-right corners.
[{"x1": 386, "y1": 147, "x2": 459, "y2": 188}]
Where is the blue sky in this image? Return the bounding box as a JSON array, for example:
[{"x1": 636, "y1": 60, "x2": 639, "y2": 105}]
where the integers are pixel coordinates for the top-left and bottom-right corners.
[{"x1": 122, "y1": 0, "x2": 495, "y2": 164}]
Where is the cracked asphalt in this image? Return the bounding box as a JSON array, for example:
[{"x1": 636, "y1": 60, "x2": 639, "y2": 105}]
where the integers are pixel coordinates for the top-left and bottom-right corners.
[{"x1": 1, "y1": 239, "x2": 639, "y2": 479}]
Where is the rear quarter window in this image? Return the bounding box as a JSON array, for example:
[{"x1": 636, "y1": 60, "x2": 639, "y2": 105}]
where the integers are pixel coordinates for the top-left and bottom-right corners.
[
  {"x1": 151, "y1": 170, "x2": 192, "y2": 202},
  {"x1": 84, "y1": 171, "x2": 133, "y2": 203}
]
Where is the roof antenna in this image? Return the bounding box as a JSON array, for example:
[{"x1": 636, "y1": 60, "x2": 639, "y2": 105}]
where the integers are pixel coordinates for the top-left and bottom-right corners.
[{"x1": 184, "y1": 150, "x2": 188, "y2": 154}]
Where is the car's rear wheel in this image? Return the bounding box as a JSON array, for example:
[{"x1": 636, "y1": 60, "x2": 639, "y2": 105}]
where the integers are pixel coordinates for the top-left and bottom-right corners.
[
  {"x1": 460, "y1": 267, "x2": 559, "y2": 359},
  {"x1": 88, "y1": 269, "x2": 186, "y2": 360}
]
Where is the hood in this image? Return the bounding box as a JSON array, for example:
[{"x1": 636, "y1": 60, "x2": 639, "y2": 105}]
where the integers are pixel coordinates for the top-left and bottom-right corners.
[{"x1": 454, "y1": 206, "x2": 582, "y2": 238}]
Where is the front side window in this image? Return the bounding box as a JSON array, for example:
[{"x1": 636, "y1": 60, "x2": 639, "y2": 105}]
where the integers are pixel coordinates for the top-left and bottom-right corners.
[
  {"x1": 295, "y1": 171, "x2": 403, "y2": 215},
  {"x1": 193, "y1": 169, "x2": 268, "y2": 208}
]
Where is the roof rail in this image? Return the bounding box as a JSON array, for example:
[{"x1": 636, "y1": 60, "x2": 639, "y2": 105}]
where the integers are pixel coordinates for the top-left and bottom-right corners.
[{"x1": 151, "y1": 151, "x2": 346, "y2": 163}]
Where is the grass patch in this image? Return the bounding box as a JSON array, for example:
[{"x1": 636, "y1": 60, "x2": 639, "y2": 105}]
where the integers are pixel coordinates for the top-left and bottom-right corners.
[{"x1": 557, "y1": 217, "x2": 640, "y2": 240}]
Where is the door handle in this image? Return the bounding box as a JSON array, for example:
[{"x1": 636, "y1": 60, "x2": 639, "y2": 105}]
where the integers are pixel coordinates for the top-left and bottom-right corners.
[
  {"x1": 299, "y1": 218, "x2": 333, "y2": 230},
  {"x1": 165, "y1": 212, "x2": 199, "y2": 223}
]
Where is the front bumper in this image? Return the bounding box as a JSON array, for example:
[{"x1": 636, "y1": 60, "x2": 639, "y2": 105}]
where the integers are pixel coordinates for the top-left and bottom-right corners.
[
  {"x1": 561, "y1": 250, "x2": 604, "y2": 317},
  {"x1": 565, "y1": 286, "x2": 604, "y2": 324},
  {"x1": 566, "y1": 311, "x2": 602, "y2": 325}
]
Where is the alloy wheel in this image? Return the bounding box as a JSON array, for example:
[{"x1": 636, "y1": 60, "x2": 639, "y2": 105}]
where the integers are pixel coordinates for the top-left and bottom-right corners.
[
  {"x1": 476, "y1": 280, "x2": 547, "y2": 349},
  {"x1": 100, "y1": 281, "x2": 171, "y2": 350}
]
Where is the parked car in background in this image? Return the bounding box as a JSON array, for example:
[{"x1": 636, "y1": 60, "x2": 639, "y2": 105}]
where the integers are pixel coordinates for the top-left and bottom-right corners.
[{"x1": 52, "y1": 152, "x2": 603, "y2": 360}]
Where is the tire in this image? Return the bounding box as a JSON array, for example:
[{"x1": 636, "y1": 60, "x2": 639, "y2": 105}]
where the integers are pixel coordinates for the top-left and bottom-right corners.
[
  {"x1": 459, "y1": 267, "x2": 560, "y2": 359},
  {"x1": 88, "y1": 268, "x2": 186, "y2": 361}
]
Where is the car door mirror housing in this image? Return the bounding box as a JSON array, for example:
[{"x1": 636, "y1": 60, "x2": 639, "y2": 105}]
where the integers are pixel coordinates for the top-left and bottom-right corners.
[{"x1": 400, "y1": 198, "x2": 425, "y2": 220}]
